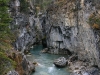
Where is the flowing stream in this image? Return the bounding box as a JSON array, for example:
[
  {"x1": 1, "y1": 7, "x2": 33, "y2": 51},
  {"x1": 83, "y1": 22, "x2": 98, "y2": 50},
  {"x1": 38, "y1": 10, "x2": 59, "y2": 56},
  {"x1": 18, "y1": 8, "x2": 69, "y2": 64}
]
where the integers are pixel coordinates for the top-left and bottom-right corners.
[{"x1": 26, "y1": 45, "x2": 70, "y2": 75}]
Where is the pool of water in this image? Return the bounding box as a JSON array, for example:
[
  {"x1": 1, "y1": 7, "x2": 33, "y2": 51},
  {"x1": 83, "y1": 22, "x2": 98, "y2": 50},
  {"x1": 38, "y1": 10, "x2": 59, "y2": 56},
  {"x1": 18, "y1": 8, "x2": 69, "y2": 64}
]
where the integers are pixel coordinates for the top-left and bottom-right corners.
[{"x1": 26, "y1": 45, "x2": 70, "y2": 75}]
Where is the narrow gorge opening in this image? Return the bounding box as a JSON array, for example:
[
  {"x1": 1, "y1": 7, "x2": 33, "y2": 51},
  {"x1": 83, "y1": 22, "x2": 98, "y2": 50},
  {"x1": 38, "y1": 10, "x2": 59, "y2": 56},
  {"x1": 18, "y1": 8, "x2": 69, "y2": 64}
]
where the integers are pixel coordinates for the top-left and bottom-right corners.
[
  {"x1": 26, "y1": 45, "x2": 70, "y2": 75},
  {"x1": 1, "y1": 0, "x2": 100, "y2": 75}
]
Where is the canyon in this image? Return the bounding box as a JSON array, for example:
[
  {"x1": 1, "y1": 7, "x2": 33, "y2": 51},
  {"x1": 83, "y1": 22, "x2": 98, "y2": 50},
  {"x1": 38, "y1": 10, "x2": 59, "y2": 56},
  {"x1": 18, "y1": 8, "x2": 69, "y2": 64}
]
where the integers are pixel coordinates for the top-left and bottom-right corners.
[{"x1": 0, "y1": 0, "x2": 100, "y2": 75}]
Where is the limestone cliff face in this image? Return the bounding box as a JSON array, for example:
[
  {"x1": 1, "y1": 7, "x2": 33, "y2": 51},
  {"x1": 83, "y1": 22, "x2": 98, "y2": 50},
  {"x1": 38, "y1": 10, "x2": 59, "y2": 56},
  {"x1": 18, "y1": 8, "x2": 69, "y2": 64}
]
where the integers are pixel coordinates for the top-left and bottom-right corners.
[
  {"x1": 43, "y1": 0, "x2": 100, "y2": 67},
  {"x1": 7, "y1": 0, "x2": 38, "y2": 75},
  {"x1": 10, "y1": 0, "x2": 42, "y2": 52}
]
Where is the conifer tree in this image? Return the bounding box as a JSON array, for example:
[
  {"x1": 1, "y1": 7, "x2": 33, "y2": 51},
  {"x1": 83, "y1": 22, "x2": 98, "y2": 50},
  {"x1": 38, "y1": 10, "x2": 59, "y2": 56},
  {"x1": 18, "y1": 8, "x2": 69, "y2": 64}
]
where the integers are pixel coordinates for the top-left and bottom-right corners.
[{"x1": 0, "y1": 0, "x2": 11, "y2": 31}]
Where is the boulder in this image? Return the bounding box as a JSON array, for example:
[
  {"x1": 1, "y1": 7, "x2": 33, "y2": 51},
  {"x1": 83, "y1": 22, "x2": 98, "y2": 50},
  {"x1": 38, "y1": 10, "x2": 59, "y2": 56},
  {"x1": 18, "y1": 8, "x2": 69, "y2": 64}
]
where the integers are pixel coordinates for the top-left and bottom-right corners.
[
  {"x1": 33, "y1": 61, "x2": 38, "y2": 66},
  {"x1": 54, "y1": 57, "x2": 67, "y2": 67},
  {"x1": 41, "y1": 48, "x2": 48, "y2": 53}
]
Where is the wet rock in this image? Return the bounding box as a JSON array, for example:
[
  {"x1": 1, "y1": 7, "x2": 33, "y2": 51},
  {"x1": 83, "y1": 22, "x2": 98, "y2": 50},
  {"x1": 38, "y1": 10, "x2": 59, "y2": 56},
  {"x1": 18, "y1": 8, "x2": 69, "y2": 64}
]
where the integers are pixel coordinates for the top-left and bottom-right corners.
[
  {"x1": 54, "y1": 57, "x2": 67, "y2": 67},
  {"x1": 33, "y1": 61, "x2": 38, "y2": 66},
  {"x1": 41, "y1": 48, "x2": 48, "y2": 53}
]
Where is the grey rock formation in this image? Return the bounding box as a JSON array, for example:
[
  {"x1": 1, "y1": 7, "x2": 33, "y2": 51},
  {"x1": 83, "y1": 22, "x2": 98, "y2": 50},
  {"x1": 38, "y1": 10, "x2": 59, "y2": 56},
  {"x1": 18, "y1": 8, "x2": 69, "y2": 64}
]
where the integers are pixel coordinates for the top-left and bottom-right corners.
[
  {"x1": 43, "y1": 0, "x2": 100, "y2": 68},
  {"x1": 87, "y1": 67, "x2": 100, "y2": 75},
  {"x1": 54, "y1": 57, "x2": 67, "y2": 67},
  {"x1": 70, "y1": 67, "x2": 100, "y2": 75},
  {"x1": 9, "y1": 0, "x2": 43, "y2": 52},
  {"x1": 41, "y1": 48, "x2": 48, "y2": 53},
  {"x1": 21, "y1": 54, "x2": 35, "y2": 74},
  {"x1": 8, "y1": 0, "x2": 37, "y2": 74},
  {"x1": 7, "y1": 70, "x2": 19, "y2": 75},
  {"x1": 69, "y1": 60, "x2": 100, "y2": 75}
]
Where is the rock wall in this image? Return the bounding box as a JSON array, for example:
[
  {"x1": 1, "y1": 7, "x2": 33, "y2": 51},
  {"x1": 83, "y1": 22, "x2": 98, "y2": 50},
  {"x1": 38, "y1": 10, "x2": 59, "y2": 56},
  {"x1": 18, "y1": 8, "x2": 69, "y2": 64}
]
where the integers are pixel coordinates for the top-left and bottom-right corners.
[
  {"x1": 9, "y1": 0, "x2": 43, "y2": 52},
  {"x1": 7, "y1": 0, "x2": 40, "y2": 75},
  {"x1": 43, "y1": 0, "x2": 100, "y2": 67}
]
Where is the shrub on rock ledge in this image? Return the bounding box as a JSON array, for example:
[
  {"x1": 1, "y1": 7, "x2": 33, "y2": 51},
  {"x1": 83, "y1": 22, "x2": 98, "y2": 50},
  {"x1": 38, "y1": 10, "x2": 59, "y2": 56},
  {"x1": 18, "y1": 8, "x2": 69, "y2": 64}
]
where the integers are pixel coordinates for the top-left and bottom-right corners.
[{"x1": 88, "y1": 13, "x2": 100, "y2": 29}]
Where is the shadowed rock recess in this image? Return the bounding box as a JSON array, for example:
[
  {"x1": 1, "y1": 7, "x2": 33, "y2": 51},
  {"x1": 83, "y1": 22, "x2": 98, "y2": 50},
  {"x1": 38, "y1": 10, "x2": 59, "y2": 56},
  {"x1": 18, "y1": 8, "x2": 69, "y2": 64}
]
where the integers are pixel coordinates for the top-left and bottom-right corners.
[{"x1": 1, "y1": 0, "x2": 100, "y2": 75}]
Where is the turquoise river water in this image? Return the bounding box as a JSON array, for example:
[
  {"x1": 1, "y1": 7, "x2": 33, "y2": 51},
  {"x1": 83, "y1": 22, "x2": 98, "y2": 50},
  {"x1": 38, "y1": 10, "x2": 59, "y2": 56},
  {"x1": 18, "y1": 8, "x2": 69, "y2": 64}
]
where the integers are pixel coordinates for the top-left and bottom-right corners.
[{"x1": 26, "y1": 45, "x2": 70, "y2": 75}]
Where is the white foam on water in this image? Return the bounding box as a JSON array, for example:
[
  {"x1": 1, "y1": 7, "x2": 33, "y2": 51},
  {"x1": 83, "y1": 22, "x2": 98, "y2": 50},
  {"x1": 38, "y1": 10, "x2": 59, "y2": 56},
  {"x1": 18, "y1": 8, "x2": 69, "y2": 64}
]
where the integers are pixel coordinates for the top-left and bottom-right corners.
[
  {"x1": 48, "y1": 67, "x2": 54, "y2": 73},
  {"x1": 38, "y1": 63, "x2": 45, "y2": 67}
]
